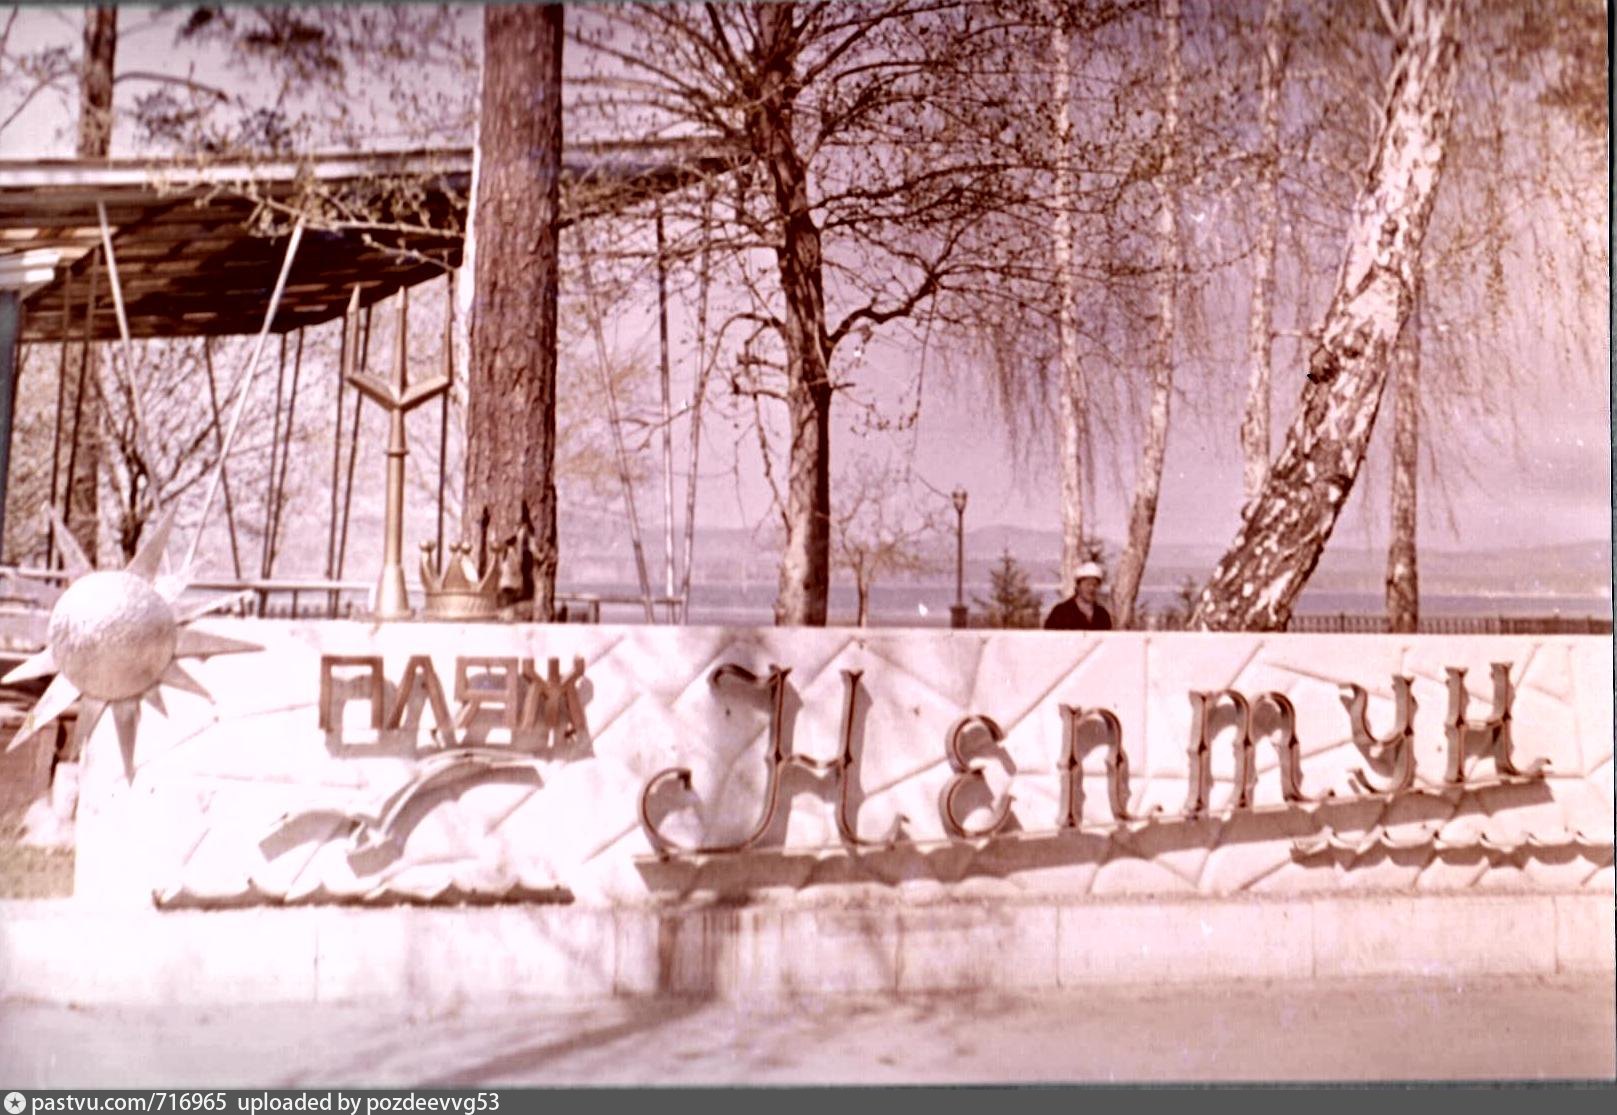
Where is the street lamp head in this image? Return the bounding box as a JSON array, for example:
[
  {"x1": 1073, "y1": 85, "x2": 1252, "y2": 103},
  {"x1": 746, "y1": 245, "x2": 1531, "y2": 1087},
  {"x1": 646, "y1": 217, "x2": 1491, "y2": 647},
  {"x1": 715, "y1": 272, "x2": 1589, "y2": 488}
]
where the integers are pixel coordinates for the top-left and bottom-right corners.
[{"x1": 951, "y1": 489, "x2": 968, "y2": 515}]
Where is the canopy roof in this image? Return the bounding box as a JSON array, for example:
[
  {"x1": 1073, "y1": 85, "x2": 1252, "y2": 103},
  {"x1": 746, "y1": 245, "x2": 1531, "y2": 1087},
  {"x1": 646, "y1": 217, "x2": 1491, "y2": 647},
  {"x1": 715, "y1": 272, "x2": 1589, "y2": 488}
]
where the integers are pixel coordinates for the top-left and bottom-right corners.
[{"x1": 0, "y1": 140, "x2": 733, "y2": 343}]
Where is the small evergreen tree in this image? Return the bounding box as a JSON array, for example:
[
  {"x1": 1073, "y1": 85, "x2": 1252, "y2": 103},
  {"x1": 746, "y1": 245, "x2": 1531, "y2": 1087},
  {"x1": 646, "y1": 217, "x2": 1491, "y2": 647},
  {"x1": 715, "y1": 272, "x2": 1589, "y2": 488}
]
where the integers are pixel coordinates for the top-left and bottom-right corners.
[
  {"x1": 1156, "y1": 576, "x2": 1204, "y2": 631},
  {"x1": 975, "y1": 549, "x2": 1042, "y2": 629}
]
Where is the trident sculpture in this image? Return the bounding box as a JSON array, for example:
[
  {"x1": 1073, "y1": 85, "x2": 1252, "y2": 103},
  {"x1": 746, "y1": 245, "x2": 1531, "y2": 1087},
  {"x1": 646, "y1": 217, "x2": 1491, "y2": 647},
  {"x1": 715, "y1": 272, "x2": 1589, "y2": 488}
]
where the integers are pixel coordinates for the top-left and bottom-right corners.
[{"x1": 348, "y1": 288, "x2": 450, "y2": 618}]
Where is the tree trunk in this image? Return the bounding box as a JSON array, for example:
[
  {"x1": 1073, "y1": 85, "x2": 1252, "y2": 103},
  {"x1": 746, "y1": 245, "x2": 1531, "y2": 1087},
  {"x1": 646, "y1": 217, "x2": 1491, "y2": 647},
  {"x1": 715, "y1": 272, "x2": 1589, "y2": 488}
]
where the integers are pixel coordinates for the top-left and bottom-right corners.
[
  {"x1": 855, "y1": 573, "x2": 870, "y2": 628},
  {"x1": 678, "y1": 185, "x2": 717, "y2": 623},
  {"x1": 751, "y1": 2, "x2": 833, "y2": 626},
  {"x1": 1239, "y1": 0, "x2": 1284, "y2": 502},
  {"x1": 1050, "y1": 17, "x2": 1088, "y2": 592},
  {"x1": 1110, "y1": 0, "x2": 1181, "y2": 630},
  {"x1": 1191, "y1": 0, "x2": 1460, "y2": 632},
  {"x1": 463, "y1": 4, "x2": 563, "y2": 619},
  {"x1": 62, "y1": 6, "x2": 117, "y2": 565},
  {"x1": 78, "y1": 8, "x2": 116, "y2": 156},
  {"x1": 1385, "y1": 288, "x2": 1420, "y2": 633}
]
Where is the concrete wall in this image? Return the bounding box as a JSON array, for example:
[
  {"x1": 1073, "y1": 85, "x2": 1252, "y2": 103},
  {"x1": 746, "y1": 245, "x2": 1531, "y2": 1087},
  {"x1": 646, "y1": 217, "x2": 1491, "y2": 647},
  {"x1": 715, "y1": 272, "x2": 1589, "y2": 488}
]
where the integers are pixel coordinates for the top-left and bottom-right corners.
[{"x1": 65, "y1": 622, "x2": 1612, "y2": 909}]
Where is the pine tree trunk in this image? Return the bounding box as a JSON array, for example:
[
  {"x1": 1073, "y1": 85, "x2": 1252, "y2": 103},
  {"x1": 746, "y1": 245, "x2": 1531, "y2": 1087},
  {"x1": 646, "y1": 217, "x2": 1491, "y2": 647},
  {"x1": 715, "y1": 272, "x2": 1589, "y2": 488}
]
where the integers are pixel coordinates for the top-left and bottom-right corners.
[
  {"x1": 1191, "y1": 0, "x2": 1460, "y2": 632},
  {"x1": 1050, "y1": 18, "x2": 1088, "y2": 592},
  {"x1": 752, "y1": 2, "x2": 833, "y2": 626},
  {"x1": 63, "y1": 7, "x2": 116, "y2": 565},
  {"x1": 1110, "y1": 0, "x2": 1181, "y2": 630},
  {"x1": 1239, "y1": 0, "x2": 1284, "y2": 502},
  {"x1": 1385, "y1": 290, "x2": 1420, "y2": 633},
  {"x1": 463, "y1": 4, "x2": 563, "y2": 619},
  {"x1": 78, "y1": 8, "x2": 116, "y2": 155}
]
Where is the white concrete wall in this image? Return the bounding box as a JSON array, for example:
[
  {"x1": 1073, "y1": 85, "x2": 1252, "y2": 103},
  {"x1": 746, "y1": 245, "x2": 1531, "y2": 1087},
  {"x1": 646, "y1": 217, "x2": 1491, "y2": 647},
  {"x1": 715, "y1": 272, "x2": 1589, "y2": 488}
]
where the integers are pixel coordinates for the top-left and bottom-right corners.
[{"x1": 70, "y1": 623, "x2": 1613, "y2": 909}]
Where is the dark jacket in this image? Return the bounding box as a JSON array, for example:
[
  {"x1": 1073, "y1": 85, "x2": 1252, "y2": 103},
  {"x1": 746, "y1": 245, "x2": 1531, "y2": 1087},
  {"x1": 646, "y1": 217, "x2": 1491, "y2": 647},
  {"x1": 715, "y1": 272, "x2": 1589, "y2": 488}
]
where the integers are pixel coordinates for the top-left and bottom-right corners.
[{"x1": 1043, "y1": 597, "x2": 1113, "y2": 631}]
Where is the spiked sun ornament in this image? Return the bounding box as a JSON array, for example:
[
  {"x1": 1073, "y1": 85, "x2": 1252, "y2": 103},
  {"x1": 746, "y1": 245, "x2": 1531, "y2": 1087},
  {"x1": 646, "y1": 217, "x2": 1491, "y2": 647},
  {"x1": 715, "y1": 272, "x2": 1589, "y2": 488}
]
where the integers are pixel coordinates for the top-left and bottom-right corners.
[{"x1": 3, "y1": 507, "x2": 258, "y2": 780}]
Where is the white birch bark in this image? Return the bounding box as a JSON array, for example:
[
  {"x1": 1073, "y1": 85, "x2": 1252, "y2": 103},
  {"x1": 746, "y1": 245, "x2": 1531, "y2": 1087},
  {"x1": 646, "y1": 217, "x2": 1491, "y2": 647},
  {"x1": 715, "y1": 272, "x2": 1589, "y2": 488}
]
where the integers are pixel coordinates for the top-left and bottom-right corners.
[
  {"x1": 1385, "y1": 288, "x2": 1420, "y2": 632},
  {"x1": 1192, "y1": 0, "x2": 1461, "y2": 631},
  {"x1": 1110, "y1": 0, "x2": 1181, "y2": 629},
  {"x1": 1240, "y1": 0, "x2": 1285, "y2": 502},
  {"x1": 1050, "y1": 16, "x2": 1087, "y2": 592}
]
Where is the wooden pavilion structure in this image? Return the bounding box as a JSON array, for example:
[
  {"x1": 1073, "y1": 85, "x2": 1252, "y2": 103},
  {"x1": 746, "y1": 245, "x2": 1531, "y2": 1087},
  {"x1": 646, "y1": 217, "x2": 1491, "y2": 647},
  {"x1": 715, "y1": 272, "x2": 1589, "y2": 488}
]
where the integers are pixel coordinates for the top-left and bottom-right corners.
[{"x1": 0, "y1": 139, "x2": 734, "y2": 570}]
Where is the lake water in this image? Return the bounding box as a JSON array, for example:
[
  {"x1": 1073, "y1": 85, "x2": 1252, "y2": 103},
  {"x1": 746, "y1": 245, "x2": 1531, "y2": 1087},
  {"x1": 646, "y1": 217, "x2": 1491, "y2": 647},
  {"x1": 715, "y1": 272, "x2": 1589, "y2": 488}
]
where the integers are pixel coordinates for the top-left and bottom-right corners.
[{"x1": 560, "y1": 581, "x2": 1613, "y2": 628}]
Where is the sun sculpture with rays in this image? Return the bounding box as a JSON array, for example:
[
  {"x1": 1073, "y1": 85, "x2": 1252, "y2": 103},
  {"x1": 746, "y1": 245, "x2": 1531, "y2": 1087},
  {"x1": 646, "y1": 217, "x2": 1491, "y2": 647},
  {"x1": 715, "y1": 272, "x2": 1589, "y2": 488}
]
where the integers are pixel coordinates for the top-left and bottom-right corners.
[{"x1": 4, "y1": 508, "x2": 257, "y2": 779}]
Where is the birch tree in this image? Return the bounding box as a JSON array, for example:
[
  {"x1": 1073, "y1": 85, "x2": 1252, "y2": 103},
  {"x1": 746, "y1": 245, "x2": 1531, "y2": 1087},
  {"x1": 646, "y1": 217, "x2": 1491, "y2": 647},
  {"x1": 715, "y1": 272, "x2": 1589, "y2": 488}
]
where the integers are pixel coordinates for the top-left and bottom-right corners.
[
  {"x1": 1191, "y1": 0, "x2": 1462, "y2": 631},
  {"x1": 1379, "y1": 0, "x2": 1605, "y2": 632},
  {"x1": 1108, "y1": 0, "x2": 1181, "y2": 629},
  {"x1": 1048, "y1": 4, "x2": 1088, "y2": 591},
  {"x1": 1384, "y1": 289, "x2": 1420, "y2": 631},
  {"x1": 1238, "y1": 0, "x2": 1286, "y2": 501}
]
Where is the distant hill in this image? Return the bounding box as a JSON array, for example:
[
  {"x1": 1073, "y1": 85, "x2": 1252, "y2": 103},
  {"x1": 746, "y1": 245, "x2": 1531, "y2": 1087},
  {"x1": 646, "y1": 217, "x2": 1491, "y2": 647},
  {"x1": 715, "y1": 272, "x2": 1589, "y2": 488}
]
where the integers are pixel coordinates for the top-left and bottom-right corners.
[{"x1": 554, "y1": 517, "x2": 1612, "y2": 599}]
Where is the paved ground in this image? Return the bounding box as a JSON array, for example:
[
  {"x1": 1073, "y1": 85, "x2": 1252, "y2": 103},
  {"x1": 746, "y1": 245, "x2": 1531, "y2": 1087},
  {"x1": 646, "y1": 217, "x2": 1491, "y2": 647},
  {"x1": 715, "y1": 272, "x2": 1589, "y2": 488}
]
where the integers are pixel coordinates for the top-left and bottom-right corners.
[{"x1": 1, "y1": 973, "x2": 1612, "y2": 1086}]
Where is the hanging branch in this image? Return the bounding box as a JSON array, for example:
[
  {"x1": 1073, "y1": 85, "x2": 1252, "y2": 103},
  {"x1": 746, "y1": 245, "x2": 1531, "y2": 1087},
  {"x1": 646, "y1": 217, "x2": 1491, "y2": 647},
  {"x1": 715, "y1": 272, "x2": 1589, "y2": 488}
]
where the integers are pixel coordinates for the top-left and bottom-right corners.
[{"x1": 573, "y1": 226, "x2": 657, "y2": 623}]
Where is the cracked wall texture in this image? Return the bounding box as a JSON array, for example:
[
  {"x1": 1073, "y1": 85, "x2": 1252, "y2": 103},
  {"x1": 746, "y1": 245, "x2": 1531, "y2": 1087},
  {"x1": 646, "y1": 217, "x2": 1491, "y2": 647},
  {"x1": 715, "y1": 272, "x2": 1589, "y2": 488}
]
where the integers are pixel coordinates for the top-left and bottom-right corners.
[{"x1": 70, "y1": 622, "x2": 1614, "y2": 907}]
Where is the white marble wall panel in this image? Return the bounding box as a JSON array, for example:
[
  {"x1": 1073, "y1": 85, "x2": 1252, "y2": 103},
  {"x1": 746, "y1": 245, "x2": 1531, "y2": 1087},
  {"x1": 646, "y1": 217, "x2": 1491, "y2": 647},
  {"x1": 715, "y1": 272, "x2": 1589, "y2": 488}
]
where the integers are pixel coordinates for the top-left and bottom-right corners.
[{"x1": 62, "y1": 622, "x2": 1613, "y2": 908}]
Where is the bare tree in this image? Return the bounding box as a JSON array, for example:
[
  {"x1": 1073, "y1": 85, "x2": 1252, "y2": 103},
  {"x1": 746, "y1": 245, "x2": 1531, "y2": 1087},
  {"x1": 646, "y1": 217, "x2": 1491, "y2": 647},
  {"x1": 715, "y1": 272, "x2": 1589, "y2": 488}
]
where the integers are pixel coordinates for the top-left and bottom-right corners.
[
  {"x1": 0, "y1": 8, "x2": 77, "y2": 141},
  {"x1": 571, "y1": 1, "x2": 1003, "y2": 625},
  {"x1": 831, "y1": 457, "x2": 939, "y2": 627},
  {"x1": 134, "y1": 6, "x2": 478, "y2": 155},
  {"x1": 1191, "y1": 0, "x2": 1462, "y2": 631},
  {"x1": 97, "y1": 338, "x2": 284, "y2": 564},
  {"x1": 1238, "y1": 0, "x2": 1287, "y2": 501},
  {"x1": 61, "y1": 7, "x2": 117, "y2": 565},
  {"x1": 1109, "y1": 0, "x2": 1182, "y2": 629}
]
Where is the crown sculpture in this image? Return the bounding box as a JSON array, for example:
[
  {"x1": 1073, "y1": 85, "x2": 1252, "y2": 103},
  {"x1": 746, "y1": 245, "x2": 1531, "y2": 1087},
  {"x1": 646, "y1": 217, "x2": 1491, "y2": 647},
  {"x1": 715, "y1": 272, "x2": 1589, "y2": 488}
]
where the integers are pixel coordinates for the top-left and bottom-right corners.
[{"x1": 419, "y1": 540, "x2": 506, "y2": 619}]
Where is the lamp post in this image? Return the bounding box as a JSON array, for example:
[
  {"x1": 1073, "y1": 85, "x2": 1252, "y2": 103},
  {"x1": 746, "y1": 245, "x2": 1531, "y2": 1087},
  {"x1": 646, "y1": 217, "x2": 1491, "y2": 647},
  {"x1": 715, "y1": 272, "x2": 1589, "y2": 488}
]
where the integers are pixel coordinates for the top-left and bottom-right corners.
[{"x1": 950, "y1": 488, "x2": 968, "y2": 629}]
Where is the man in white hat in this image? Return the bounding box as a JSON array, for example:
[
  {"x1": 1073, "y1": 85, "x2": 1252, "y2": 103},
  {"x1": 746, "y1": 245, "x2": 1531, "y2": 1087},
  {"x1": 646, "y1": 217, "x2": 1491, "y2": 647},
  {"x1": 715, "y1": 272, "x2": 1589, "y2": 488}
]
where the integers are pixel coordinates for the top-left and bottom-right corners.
[{"x1": 1043, "y1": 561, "x2": 1113, "y2": 631}]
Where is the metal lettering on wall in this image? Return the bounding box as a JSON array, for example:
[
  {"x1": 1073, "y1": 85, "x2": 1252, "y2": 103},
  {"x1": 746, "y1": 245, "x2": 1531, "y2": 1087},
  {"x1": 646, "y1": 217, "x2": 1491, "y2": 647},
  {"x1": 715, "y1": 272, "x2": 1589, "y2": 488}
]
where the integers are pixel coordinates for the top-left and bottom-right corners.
[
  {"x1": 313, "y1": 653, "x2": 1554, "y2": 868},
  {"x1": 630, "y1": 658, "x2": 1549, "y2": 861},
  {"x1": 319, "y1": 653, "x2": 588, "y2": 749}
]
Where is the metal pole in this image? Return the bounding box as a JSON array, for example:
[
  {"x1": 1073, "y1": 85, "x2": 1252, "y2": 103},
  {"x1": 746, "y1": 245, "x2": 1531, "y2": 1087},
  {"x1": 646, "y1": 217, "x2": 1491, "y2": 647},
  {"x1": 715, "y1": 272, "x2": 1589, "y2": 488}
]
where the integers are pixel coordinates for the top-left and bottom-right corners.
[
  {"x1": 679, "y1": 181, "x2": 717, "y2": 625},
  {"x1": 950, "y1": 488, "x2": 968, "y2": 629},
  {"x1": 374, "y1": 287, "x2": 410, "y2": 619},
  {"x1": 437, "y1": 273, "x2": 452, "y2": 557},
  {"x1": 655, "y1": 206, "x2": 677, "y2": 614},
  {"x1": 200, "y1": 337, "x2": 243, "y2": 579},
  {"x1": 184, "y1": 219, "x2": 305, "y2": 572},
  {"x1": 327, "y1": 286, "x2": 358, "y2": 612},
  {"x1": 60, "y1": 253, "x2": 99, "y2": 544},
  {"x1": 956, "y1": 506, "x2": 964, "y2": 606},
  {"x1": 336, "y1": 304, "x2": 372, "y2": 578},
  {"x1": 260, "y1": 332, "x2": 287, "y2": 579},
  {"x1": 575, "y1": 230, "x2": 656, "y2": 624},
  {"x1": 0, "y1": 291, "x2": 20, "y2": 554},
  {"x1": 267, "y1": 327, "x2": 305, "y2": 577},
  {"x1": 95, "y1": 201, "x2": 161, "y2": 495},
  {"x1": 46, "y1": 268, "x2": 72, "y2": 568}
]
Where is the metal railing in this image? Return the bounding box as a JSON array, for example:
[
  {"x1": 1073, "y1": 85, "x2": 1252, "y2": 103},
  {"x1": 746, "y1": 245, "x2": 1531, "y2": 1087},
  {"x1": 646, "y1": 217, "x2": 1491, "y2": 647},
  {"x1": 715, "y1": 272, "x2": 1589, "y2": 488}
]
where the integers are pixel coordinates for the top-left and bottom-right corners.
[
  {"x1": 1, "y1": 566, "x2": 687, "y2": 624},
  {"x1": 3, "y1": 566, "x2": 1604, "y2": 632},
  {"x1": 1284, "y1": 613, "x2": 1612, "y2": 635}
]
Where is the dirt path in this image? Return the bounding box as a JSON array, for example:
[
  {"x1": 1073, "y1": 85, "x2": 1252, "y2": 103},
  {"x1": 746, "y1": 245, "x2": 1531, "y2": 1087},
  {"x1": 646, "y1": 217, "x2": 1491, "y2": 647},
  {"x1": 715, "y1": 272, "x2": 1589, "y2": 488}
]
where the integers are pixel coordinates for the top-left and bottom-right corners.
[{"x1": 2, "y1": 974, "x2": 1611, "y2": 1086}]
